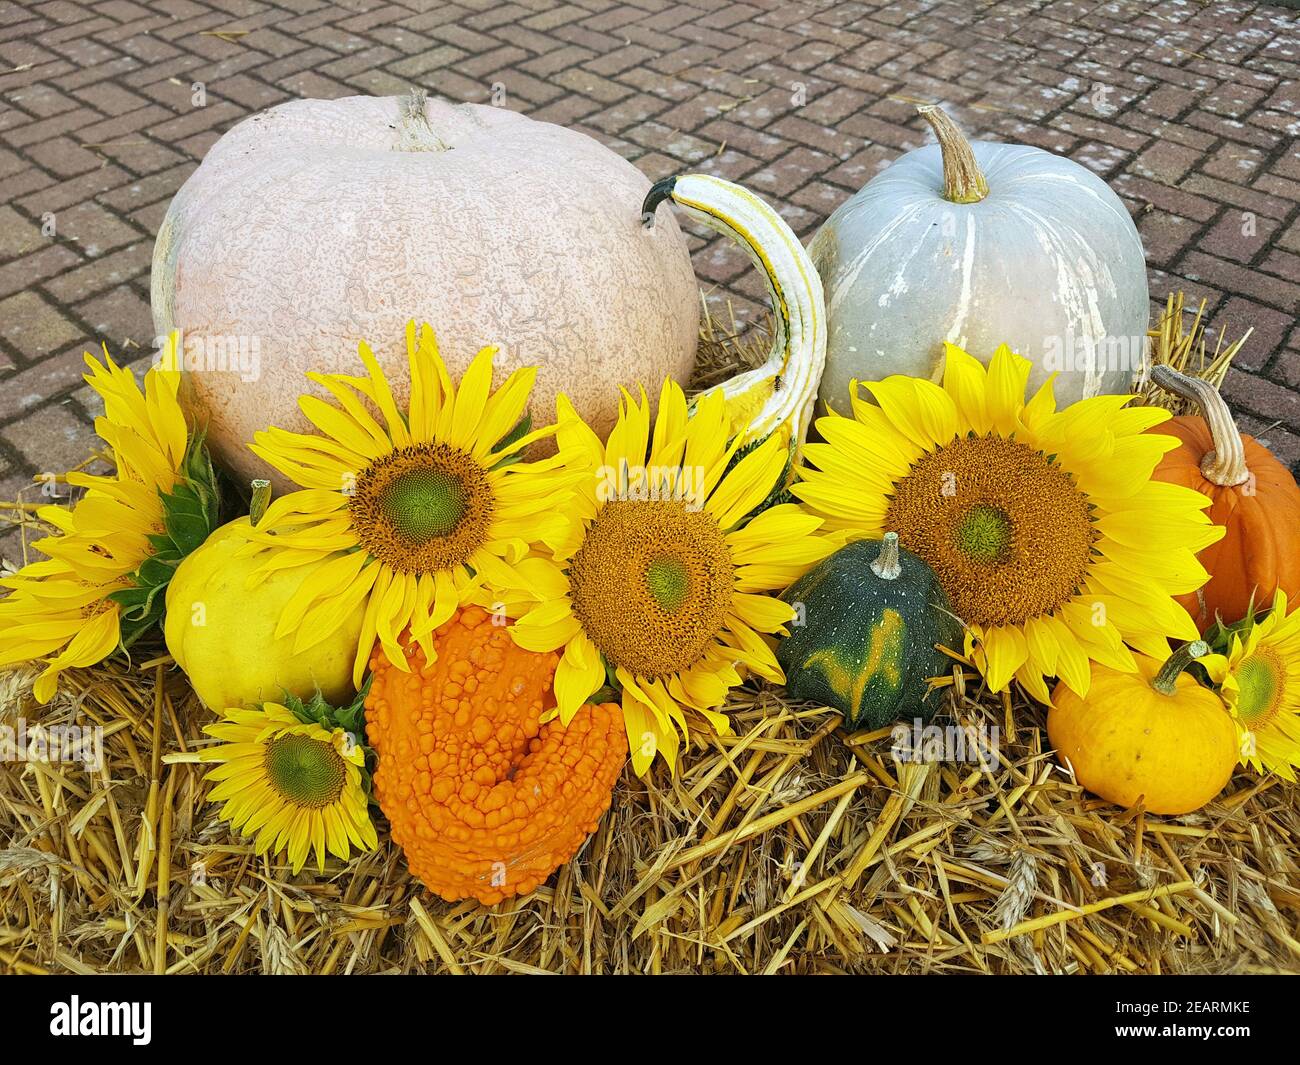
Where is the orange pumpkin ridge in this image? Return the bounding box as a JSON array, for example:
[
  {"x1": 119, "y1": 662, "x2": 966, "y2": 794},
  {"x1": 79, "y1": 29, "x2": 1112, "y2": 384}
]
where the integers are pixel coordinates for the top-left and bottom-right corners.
[
  {"x1": 365, "y1": 605, "x2": 626, "y2": 906},
  {"x1": 1149, "y1": 366, "x2": 1300, "y2": 631}
]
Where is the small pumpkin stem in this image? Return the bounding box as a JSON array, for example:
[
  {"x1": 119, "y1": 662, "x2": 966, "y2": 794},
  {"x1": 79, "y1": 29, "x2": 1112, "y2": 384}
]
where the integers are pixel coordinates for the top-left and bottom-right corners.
[
  {"x1": 917, "y1": 105, "x2": 989, "y2": 205},
  {"x1": 1151, "y1": 639, "x2": 1209, "y2": 696},
  {"x1": 870, "y1": 532, "x2": 902, "y2": 580},
  {"x1": 1149, "y1": 365, "x2": 1250, "y2": 487},
  {"x1": 394, "y1": 87, "x2": 449, "y2": 153},
  {"x1": 249, "y1": 478, "x2": 271, "y2": 528}
]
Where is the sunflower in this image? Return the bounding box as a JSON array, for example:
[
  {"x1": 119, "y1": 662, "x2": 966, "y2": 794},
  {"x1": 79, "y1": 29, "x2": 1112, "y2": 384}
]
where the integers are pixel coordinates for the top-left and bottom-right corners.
[
  {"x1": 504, "y1": 380, "x2": 830, "y2": 775},
  {"x1": 239, "y1": 322, "x2": 577, "y2": 685},
  {"x1": 792, "y1": 343, "x2": 1225, "y2": 702},
  {"x1": 1203, "y1": 590, "x2": 1300, "y2": 781},
  {"x1": 200, "y1": 702, "x2": 376, "y2": 873},
  {"x1": 0, "y1": 341, "x2": 194, "y2": 701}
]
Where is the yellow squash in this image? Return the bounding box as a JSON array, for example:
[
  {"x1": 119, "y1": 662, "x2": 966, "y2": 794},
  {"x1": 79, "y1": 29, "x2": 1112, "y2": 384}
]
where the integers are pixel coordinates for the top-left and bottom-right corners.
[
  {"x1": 1047, "y1": 641, "x2": 1238, "y2": 815},
  {"x1": 164, "y1": 518, "x2": 364, "y2": 711}
]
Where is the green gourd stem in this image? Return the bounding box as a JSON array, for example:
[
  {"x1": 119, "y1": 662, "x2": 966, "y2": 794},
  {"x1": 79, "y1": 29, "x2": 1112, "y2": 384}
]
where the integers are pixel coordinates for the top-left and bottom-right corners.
[
  {"x1": 917, "y1": 105, "x2": 989, "y2": 204},
  {"x1": 870, "y1": 532, "x2": 902, "y2": 580},
  {"x1": 1151, "y1": 639, "x2": 1209, "y2": 696},
  {"x1": 1150, "y1": 365, "x2": 1250, "y2": 487},
  {"x1": 249, "y1": 479, "x2": 271, "y2": 528},
  {"x1": 395, "y1": 87, "x2": 449, "y2": 153}
]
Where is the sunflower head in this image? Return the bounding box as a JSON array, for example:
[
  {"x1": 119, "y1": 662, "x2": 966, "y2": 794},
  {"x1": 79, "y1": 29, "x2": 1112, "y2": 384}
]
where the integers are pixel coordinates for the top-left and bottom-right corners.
[
  {"x1": 241, "y1": 322, "x2": 576, "y2": 684},
  {"x1": 1204, "y1": 589, "x2": 1300, "y2": 781},
  {"x1": 348, "y1": 441, "x2": 495, "y2": 573},
  {"x1": 883, "y1": 432, "x2": 1097, "y2": 628},
  {"x1": 568, "y1": 497, "x2": 735, "y2": 679},
  {"x1": 201, "y1": 701, "x2": 377, "y2": 874},
  {"x1": 506, "y1": 380, "x2": 832, "y2": 775},
  {"x1": 793, "y1": 343, "x2": 1225, "y2": 701},
  {"x1": 0, "y1": 338, "x2": 203, "y2": 702}
]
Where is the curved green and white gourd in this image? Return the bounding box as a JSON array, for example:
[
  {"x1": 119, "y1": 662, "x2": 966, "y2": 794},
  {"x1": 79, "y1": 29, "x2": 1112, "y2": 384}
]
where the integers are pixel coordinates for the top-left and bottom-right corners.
[
  {"x1": 811, "y1": 106, "x2": 1148, "y2": 411},
  {"x1": 642, "y1": 174, "x2": 825, "y2": 457}
]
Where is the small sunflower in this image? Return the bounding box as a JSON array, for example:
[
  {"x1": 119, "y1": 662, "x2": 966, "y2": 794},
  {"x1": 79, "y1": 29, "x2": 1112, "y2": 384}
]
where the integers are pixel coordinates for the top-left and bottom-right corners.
[
  {"x1": 505, "y1": 380, "x2": 830, "y2": 775},
  {"x1": 792, "y1": 343, "x2": 1225, "y2": 701},
  {"x1": 0, "y1": 340, "x2": 205, "y2": 701},
  {"x1": 200, "y1": 702, "x2": 377, "y2": 873},
  {"x1": 239, "y1": 322, "x2": 576, "y2": 684},
  {"x1": 1204, "y1": 590, "x2": 1300, "y2": 781}
]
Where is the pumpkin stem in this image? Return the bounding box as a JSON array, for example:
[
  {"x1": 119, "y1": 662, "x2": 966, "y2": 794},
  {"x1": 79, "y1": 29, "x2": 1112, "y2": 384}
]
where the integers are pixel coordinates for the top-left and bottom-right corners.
[
  {"x1": 1151, "y1": 639, "x2": 1209, "y2": 696},
  {"x1": 249, "y1": 479, "x2": 271, "y2": 528},
  {"x1": 870, "y1": 532, "x2": 903, "y2": 580},
  {"x1": 917, "y1": 106, "x2": 989, "y2": 205},
  {"x1": 394, "y1": 87, "x2": 450, "y2": 153},
  {"x1": 1149, "y1": 365, "x2": 1250, "y2": 487}
]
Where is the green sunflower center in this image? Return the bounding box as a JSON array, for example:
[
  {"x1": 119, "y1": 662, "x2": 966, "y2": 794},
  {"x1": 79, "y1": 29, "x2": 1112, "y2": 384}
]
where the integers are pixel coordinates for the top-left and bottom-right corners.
[
  {"x1": 956, "y1": 504, "x2": 1012, "y2": 564},
  {"x1": 350, "y1": 442, "x2": 494, "y2": 574},
  {"x1": 568, "y1": 500, "x2": 734, "y2": 678},
  {"x1": 379, "y1": 468, "x2": 467, "y2": 543},
  {"x1": 1235, "y1": 650, "x2": 1283, "y2": 727},
  {"x1": 884, "y1": 434, "x2": 1096, "y2": 627},
  {"x1": 646, "y1": 556, "x2": 690, "y2": 613},
  {"x1": 263, "y1": 733, "x2": 346, "y2": 809}
]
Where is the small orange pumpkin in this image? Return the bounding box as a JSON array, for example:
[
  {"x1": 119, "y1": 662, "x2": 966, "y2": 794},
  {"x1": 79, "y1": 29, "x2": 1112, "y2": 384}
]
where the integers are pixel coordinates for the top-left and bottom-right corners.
[
  {"x1": 365, "y1": 605, "x2": 626, "y2": 905},
  {"x1": 1047, "y1": 640, "x2": 1238, "y2": 815},
  {"x1": 1150, "y1": 366, "x2": 1300, "y2": 631}
]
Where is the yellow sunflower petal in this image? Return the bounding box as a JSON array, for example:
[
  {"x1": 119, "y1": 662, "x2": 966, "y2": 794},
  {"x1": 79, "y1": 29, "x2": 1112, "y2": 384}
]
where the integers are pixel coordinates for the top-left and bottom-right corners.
[{"x1": 554, "y1": 632, "x2": 605, "y2": 725}]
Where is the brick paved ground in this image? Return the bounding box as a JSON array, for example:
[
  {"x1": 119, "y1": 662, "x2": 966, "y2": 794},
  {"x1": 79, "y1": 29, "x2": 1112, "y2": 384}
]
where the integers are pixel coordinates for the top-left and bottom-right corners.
[{"x1": 1, "y1": 0, "x2": 1298, "y2": 564}]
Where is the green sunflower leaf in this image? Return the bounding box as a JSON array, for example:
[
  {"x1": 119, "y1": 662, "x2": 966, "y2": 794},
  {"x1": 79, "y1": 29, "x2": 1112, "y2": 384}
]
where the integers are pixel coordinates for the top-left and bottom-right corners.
[
  {"x1": 161, "y1": 483, "x2": 213, "y2": 555},
  {"x1": 108, "y1": 582, "x2": 157, "y2": 620},
  {"x1": 724, "y1": 432, "x2": 794, "y2": 526},
  {"x1": 283, "y1": 677, "x2": 372, "y2": 738},
  {"x1": 111, "y1": 432, "x2": 222, "y2": 653},
  {"x1": 489, "y1": 413, "x2": 532, "y2": 469},
  {"x1": 1202, "y1": 595, "x2": 1268, "y2": 656},
  {"x1": 116, "y1": 612, "x2": 159, "y2": 653},
  {"x1": 137, "y1": 554, "x2": 178, "y2": 588}
]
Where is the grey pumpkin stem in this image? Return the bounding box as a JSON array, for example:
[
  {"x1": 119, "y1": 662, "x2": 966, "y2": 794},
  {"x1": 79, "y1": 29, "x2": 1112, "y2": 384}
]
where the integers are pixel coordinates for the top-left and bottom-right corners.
[
  {"x1": 249, "y1": 479, "x2": 271, "y2": 528},
  {"x1": 1151, "y1": 639, "x2": 1209, "y2": 696},
  {"x1": 1149, "y1": 365, "x2": 1250, "y2": 487},
  {"x1": 870, "y1": 531, "x2": 903, "y2": 580},
  {"x1": 917, "y1": 105, "x2": 989, "y2": 205},
  {"x1": 395, "y1": 86, "x2": 450, "y2": 153}
]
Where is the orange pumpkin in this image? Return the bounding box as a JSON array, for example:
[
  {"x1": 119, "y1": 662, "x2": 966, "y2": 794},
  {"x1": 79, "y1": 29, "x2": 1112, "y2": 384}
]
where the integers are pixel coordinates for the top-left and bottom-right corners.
[
  {"x1": 365, "y1": 606, "x2": 626, "y2": 905},
  {"x1": 1150, "y1": 366, "x2": 1300, "y2": 631},
  {"x1": 1047, "y1": 640, "x2": 1238, "y2": 815}
]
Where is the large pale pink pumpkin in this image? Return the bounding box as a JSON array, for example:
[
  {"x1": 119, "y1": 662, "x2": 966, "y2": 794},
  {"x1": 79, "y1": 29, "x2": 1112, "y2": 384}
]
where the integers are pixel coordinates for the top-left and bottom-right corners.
[{"x1": 151, "y1": 92, "x2": 699, "y2": 489}]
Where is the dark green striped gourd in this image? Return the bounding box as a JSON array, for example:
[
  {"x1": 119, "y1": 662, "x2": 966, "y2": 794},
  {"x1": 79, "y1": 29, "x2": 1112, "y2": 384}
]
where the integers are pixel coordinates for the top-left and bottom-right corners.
[{"x1": 778, "y1": 532, "x2": 961, "y2": 729}]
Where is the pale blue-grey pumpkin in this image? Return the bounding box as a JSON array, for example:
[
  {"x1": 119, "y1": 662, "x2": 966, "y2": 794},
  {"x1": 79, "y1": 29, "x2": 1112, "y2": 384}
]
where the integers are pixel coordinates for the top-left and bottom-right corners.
[{"x1": 810, "y1": 106, "x2": 1148, "y2": 411}]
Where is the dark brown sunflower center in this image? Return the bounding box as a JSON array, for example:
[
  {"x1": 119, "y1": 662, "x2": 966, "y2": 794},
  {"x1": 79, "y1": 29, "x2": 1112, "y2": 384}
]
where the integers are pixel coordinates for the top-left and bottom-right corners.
[
  {"x1": 884, "y1": 434, "x2": 1096, "y2": 627},
  {"x1": 349, "y1": 443, "x2": 493, "y2": 574},
  {"x1": 263, "y1": 733, "x2": 346, "y2": 809},
  {"x1": 568, "y1": 499, "x2": 734, "y2": 678}
]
